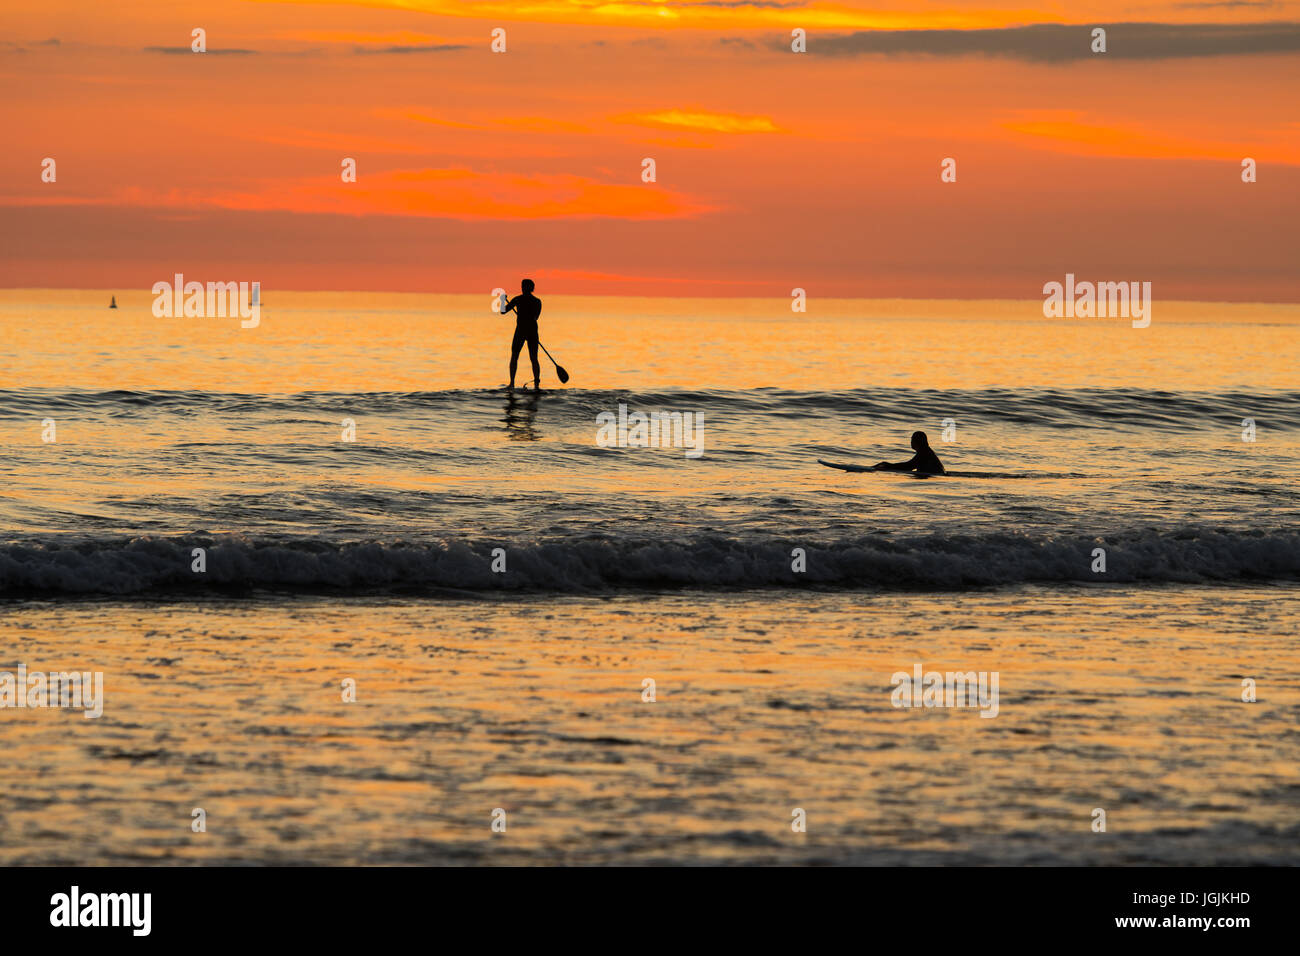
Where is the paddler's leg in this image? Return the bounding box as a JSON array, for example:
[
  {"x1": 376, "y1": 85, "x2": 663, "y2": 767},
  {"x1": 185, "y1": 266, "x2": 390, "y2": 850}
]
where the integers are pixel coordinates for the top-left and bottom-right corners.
[
  {"x1": 527, "y1": 330, "x2": 540, "y2": 389},
  {"x1": 509, "y1": 325, "x2": 526, "y2": 388}
]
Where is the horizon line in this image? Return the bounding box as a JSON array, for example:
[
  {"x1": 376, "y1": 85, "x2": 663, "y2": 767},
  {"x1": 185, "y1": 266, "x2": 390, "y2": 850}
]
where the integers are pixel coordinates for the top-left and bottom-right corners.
[{"x1": 3, "y1": 287, "x2": 1299, "y2": 307}]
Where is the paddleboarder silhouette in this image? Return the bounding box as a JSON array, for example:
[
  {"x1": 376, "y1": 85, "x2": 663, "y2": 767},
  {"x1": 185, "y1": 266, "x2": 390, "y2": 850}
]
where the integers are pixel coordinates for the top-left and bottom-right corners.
[{"x1": 501, "y1": 279, "x2": 542, "y2": 390}]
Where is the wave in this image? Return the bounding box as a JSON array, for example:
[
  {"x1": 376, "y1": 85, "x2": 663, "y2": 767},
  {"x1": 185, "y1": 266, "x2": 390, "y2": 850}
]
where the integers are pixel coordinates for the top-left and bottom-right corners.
[
  {"x1": 2, "y1": 529, "x2": 1297, "y2": 596},
  {"x1": 2, "y1": 386, "x2": 1298, "y2": 431}
]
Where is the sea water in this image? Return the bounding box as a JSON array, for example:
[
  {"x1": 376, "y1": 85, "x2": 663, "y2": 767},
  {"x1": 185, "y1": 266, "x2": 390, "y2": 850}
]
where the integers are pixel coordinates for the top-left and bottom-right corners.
[{"x1": 0, "y1": 290, "x2": 1296, "y2": 863}]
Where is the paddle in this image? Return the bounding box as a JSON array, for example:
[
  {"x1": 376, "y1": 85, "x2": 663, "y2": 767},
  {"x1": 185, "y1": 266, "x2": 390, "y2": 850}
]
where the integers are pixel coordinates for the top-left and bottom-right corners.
[{"x1": 539, "y1": 342, "x2": 569, "y2": 383}]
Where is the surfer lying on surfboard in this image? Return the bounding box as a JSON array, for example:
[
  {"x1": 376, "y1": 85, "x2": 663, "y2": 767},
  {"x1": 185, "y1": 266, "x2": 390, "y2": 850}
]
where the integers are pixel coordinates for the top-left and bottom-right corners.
[{"x1": 873, "y1": 430, "x2": 945, "y2": 475}]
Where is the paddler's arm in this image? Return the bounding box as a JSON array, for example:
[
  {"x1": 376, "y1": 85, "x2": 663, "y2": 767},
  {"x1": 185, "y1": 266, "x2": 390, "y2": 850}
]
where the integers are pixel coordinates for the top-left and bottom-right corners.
[{"x1": 873, "y1": 456, "x2": 918, "y2": 472}]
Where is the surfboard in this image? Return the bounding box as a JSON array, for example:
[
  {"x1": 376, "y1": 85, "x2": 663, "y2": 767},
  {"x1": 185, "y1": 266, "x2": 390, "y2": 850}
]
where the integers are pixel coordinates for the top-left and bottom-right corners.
[
  {"x1": 818, "y1": 459, "x2": 877, "y2": 473},
  {"x1": 820, "y1": 460, "x2": 944, "y2": 477}
]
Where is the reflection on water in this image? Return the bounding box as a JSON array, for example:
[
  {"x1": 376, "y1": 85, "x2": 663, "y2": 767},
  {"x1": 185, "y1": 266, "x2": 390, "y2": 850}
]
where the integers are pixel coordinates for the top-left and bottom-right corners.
[
  {"x1": 0, "y1": 291, "x2": 1296, "y2": 865},
  {"x1": 2, "y1": 290, "x2": 1296, "y2": 392},
  {"x1": 502, "y1": 389, "x2": 541, "y2": 441},
  {"x1": 0, "y1": 587, "x2": 1295, "y2": 865}
]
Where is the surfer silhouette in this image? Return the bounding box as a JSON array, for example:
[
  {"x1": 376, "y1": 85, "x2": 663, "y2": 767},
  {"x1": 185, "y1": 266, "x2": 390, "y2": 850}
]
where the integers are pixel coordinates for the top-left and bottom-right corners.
[
  {"x1": 874, "y1": 431, "x2": 945, "y2": 475},
  {"x1": 501, "y1": 279, "x2": 542, "y2": 390}
]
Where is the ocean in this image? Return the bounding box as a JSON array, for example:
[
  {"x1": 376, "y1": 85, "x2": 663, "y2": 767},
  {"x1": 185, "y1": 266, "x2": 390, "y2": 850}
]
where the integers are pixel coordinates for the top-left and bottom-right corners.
[{"x1": 1, "y1": 290, "x2": 1297, "y2": 864}]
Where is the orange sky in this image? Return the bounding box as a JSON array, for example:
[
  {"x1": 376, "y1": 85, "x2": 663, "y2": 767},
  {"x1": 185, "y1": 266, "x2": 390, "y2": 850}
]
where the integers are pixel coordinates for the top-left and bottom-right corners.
[{"x1": 1, "y1": 1, "x2": 1298, "y2": 298}]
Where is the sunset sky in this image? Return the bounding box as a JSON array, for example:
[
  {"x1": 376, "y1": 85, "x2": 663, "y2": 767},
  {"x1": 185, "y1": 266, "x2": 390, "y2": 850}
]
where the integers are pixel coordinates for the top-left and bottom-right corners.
[{"x1": 2, "y1": 1, "x2": 1298, "y2": 298}]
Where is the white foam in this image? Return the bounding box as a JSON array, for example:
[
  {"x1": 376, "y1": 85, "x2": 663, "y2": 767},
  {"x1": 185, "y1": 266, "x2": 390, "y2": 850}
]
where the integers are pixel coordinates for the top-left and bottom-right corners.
[{"x1": 1, "y1": 529, "x2": 1296, "y2": 595}]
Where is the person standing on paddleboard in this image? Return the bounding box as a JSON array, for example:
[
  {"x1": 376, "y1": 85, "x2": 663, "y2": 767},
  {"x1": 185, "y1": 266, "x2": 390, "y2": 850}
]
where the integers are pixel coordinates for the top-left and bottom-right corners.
[{"x1": 501, "y1": 278, "x2": 542, "y2": 390}]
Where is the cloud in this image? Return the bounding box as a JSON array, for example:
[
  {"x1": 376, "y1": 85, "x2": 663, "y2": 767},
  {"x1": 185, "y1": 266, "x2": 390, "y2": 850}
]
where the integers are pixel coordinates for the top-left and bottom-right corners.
[
  {"x1": 380, "y1": 108, "x2": 592, "y2": 136},
  {"x1": 352, "y1": 43, "x2": 468, "y2": 54},
  {"x1": 258, "y1": 0, "x2": 1028, "y2": 32},
  {"x1": 615, "y1": 109, "x2": 783, "y2": 134},
  {"x1": 2, "y1": 169, "x2": 715, "y2": 221},
  {"x1": 144, "y1": 47, "x2": 258, "y2": 55},
  {"x1": 1002, "y1": 109, "x2": 1300, "y2": 164},
  {"x1": 802, "y1": 22, "x2": 1300, "y2": 61},
  {"x1": 654, "y1": 0, "x2": 805, "y2": 5}
]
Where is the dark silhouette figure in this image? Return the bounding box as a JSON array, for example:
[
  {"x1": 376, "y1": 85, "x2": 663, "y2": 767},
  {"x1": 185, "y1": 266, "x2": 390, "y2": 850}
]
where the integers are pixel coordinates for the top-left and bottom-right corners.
[
  {"x1": 875, "y1": 431, "x2": 945, "y2": 475},
  {"x1": 502, "y1": 279, "x2": 542, "y2": 389}
]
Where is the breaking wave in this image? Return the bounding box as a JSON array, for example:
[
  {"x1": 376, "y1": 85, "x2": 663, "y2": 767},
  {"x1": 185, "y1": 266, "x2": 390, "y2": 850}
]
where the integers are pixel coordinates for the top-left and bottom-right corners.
[{"x1": 2, "y1": 528, "x2": 1297, "y2": 596}]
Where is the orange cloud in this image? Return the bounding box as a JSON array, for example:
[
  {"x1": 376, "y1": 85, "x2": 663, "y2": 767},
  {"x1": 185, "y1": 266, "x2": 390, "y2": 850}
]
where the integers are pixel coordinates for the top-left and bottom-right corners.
[
  {"x1": 496, "y1": 116, "x2": 593, "y2": 134},
  {"x1": 1003, "y1": 111, "x2": 1300, "y2": 164},
  {"x1": 262, "y1": 0, "x2": 1058, "y2": 31},
  {"x1": 3, "y1": 169, "x2": 715, "y2": 221},
  {"x1": 381, "y1": 109, "x2": 486, "y2": 132},
  {"x1": 241, "y1": 125, "x2": 439, "y2": 155},
  {"x1": 534, "y1": 267, "x2": 753, "y2": 285},
  {"x1": 275, "y1": 29, "x2": 454, "y2": 45},
  {"x1": 384, "y1": 109, "x2": 591, "y2": 134},
  {"x1": 616, "y1": 109, "x2": 784, "y2": 134}
]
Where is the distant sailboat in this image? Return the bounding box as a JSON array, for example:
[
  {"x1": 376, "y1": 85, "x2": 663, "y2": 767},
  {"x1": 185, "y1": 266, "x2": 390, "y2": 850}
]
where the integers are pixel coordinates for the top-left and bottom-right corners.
[{"x1": 109, "y1": 296, "x2": 118, "y2": 309}]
